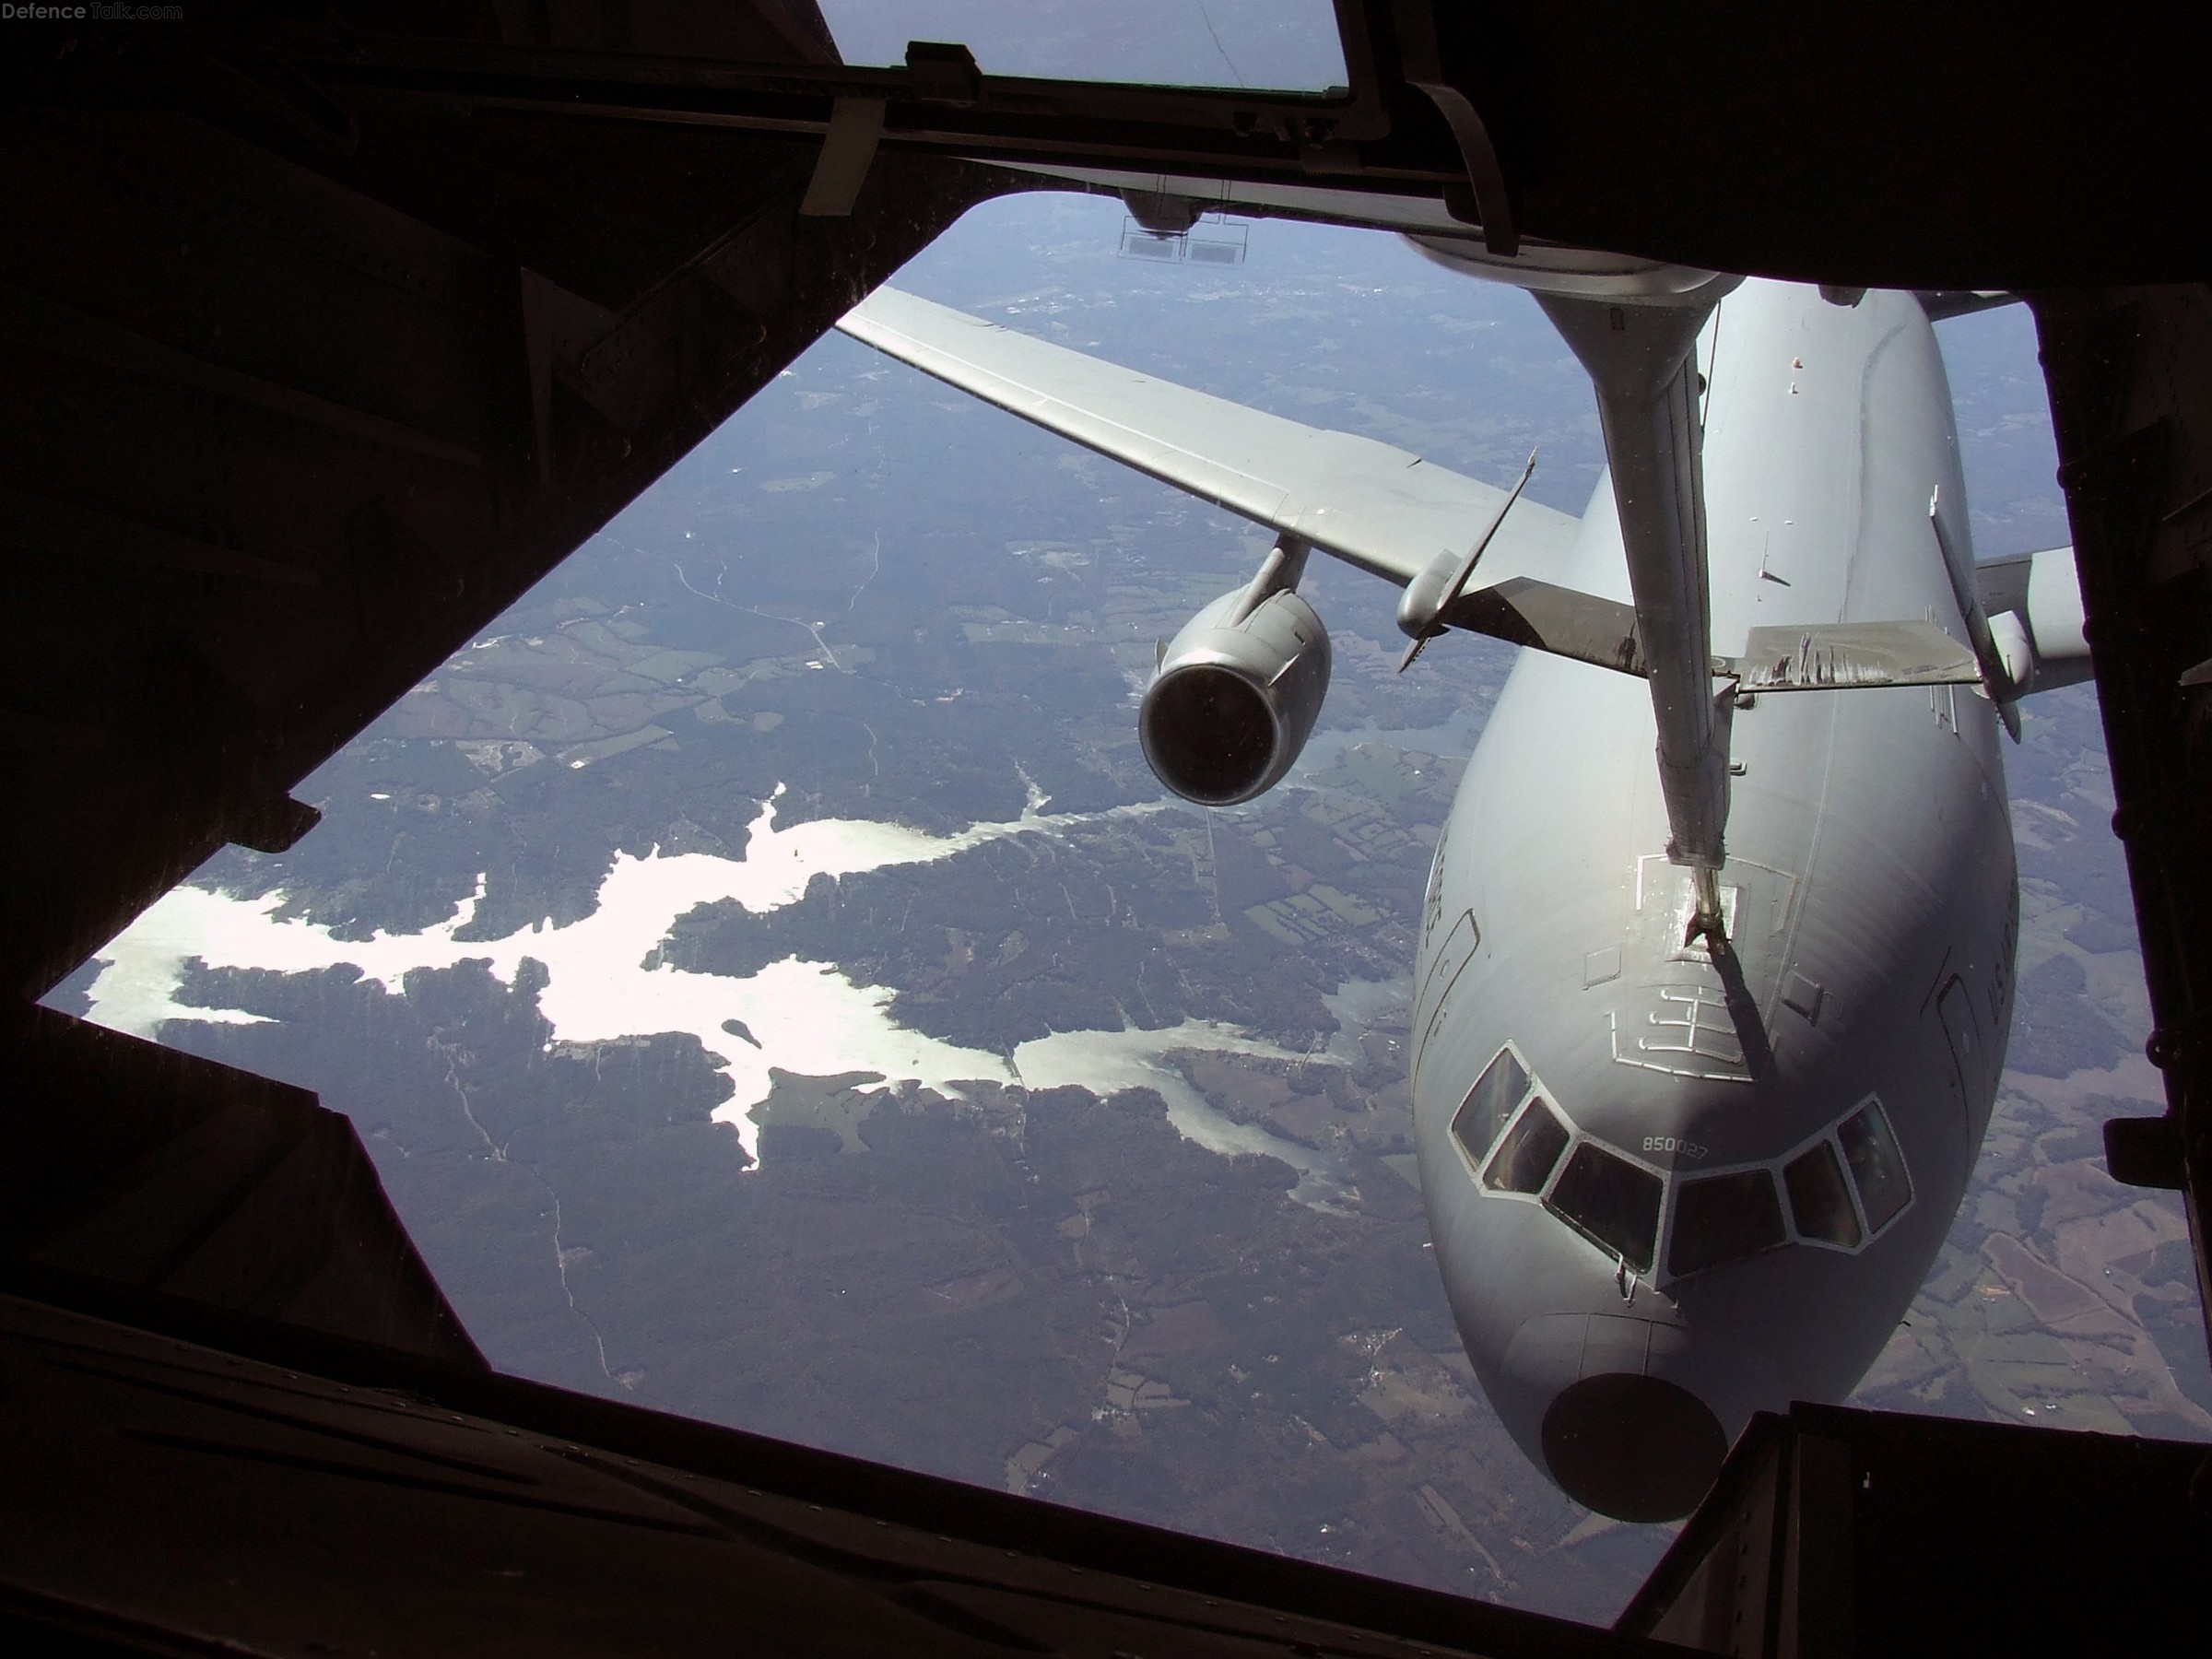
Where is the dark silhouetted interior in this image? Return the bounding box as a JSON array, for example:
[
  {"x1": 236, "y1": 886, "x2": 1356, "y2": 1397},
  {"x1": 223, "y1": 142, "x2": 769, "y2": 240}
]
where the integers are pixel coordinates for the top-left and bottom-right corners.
[{"x1": 1620, "y1": 1404, "x2": 2212, "y2": 1653}]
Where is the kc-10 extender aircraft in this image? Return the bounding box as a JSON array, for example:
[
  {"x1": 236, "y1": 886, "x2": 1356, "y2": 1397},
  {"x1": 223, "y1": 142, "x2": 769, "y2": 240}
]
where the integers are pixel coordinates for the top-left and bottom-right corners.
[{"x1": 838, "y1": 267, "x2": 2095, "y2": 1524}]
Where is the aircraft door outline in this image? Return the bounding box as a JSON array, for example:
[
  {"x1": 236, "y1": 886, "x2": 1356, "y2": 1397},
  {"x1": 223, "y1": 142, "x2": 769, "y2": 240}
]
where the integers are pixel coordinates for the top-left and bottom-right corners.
[
  {"x1": 1412, "y1": 908, "x2": 1480, "y2": 1087},
  {"x1": 1936, "y1": 972, "x2": 1987, "y2": 1155}
]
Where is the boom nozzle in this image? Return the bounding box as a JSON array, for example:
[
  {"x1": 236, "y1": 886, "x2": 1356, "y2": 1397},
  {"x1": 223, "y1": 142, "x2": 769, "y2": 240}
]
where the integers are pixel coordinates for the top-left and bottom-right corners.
[{"x1": 1685, "y1": 866, "x2": 1727, "y2": 946}]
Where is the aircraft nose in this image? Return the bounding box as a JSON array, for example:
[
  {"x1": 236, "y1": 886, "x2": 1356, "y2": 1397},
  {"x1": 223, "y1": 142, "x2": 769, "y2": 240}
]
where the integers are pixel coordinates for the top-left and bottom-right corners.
[
  {"x1": 1488, "y1": 1312, "x2": 1744, "y2": 1522},
  {"x1": 1539, "y1": 1372, "x2": 1727, "y2": 1523}
]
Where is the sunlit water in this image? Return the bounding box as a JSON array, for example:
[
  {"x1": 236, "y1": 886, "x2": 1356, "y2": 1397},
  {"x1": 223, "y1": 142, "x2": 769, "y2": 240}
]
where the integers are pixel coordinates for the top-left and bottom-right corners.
[{"x1": 83, "y1": 785, "x2": 1365, "y2": 1203}]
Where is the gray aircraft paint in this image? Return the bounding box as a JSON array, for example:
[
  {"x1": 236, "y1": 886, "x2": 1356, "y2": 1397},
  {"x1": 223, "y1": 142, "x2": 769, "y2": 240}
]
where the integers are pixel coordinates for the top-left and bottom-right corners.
[
  {"x1": 841, "y1": 274, "x2": 2034, "y2": 1521},
  {"x1": 1411, "y1": 283, "x2": 2017, "y2": 1512}
]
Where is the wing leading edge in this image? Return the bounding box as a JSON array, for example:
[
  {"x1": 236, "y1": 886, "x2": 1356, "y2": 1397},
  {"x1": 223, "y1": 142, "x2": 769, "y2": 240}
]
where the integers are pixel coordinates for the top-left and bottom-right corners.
[
  {"x1": 835, "y1": 287, "x2": 1583, "y2": 588},
  {"x1": 837, "y1": 288, "x2": 1990, "y2": 699}
]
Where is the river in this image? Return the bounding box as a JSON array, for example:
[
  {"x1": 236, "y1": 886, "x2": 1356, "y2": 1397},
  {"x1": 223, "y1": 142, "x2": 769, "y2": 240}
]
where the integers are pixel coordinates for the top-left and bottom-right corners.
[{"x1": 81, "y1": 784, "x2": 1372, "y2": 1206}]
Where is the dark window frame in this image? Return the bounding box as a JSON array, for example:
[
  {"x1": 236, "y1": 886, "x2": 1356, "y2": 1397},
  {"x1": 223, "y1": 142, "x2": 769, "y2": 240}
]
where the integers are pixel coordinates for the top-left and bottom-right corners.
[
  {"x1": 1646, "y1": 1095, "x2": 1908, "y2": 1283},
  {"x1": 1460, "y1": 1067, "x2": 1912, "y2": 1285}
]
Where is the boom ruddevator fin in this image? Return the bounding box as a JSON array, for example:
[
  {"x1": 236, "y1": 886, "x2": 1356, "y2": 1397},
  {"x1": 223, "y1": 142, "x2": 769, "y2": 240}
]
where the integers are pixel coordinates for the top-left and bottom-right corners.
[
  {"x1": 1722, "y1": 619, "x2": 1983, "y2": 692},
  {"x1": 1432, "y1": 576, "x2": 1646, "y2": 677},
  {"x1": 1422, "y1": 582, "x2": 1983, "y2": 698}
]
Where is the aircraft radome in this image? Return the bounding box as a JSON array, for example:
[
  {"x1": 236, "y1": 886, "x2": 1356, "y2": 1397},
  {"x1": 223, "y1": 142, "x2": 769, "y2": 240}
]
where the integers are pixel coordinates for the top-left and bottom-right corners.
[{"x1": 837, "y1": 255, "x2": 2091, "y2": 1523}]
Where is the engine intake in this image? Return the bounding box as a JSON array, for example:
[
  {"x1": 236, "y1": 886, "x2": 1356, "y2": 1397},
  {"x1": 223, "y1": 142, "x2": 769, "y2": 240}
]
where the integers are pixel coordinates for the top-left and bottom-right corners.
[{"x1": 1139, "y1": 585, "x2": 1331, "y2": 805}]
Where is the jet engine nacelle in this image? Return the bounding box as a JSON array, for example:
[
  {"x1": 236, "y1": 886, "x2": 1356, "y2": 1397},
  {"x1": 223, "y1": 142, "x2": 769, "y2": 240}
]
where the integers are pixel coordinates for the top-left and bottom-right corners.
[{"x1": 1139, "y1": 586, "x2": 1331, "y2": 805}]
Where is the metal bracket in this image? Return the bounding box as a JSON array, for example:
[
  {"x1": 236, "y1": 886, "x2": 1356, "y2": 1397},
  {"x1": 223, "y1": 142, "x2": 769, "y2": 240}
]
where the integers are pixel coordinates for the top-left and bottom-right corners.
[
  {"x1": 799, "y1": 99, "x2": 886, "y2": 218},
  {"x1": 2104, "y1": 1114, "x2": 2185, "y2": 1190},
  {"x1": 1228, "y1": 533, "x2": 1312, "y2": 625},
  {"x1": 1392, "y1": 0, "x2": 1518, "y2": 256}
]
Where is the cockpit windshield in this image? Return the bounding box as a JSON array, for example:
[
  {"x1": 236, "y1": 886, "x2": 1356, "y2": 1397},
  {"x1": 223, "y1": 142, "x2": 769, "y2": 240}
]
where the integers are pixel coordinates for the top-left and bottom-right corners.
[
  {"x1": 1452, "y1": 1047, "x2": 1529, "y2": 1167},
  {"x1": 1545, "y1": 1143, "x2": 1662, "y2": 1276},
  {"x1": 1783, "y1": 1141, "x2": 1863, "y2": 1247},
  {"x1": 1484, "y1": 1098, "x2": 1570, "y2": 1194},
  {"x1": 1838, "y1": 1101, "x2": 1912, "y2": 1231},
  {"x1": 1457, "y1": 1045, "x2": 1909, "y2": 1281},
  {"x1": 1667, "y1": 1168, "x2": 1787, "y2": 1277}
]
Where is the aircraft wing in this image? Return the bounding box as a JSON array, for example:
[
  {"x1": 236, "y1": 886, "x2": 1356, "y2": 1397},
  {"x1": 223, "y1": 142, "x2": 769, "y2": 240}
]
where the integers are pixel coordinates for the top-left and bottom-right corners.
[
  {"x1": 837, "y1": 288, "x2": 1582, "y2": 588},
  {"x1": 1974, "y1": 545, "x2": 2096, "y2": 695}
]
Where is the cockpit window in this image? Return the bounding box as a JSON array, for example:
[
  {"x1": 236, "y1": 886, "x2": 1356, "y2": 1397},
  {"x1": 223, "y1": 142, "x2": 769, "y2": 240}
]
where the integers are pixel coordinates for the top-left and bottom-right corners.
[
  {"x1": 1466, "y1": 1071, "x2": 1908, "y2": 1280},
  {"x1": 1483, "y1": 1098, "x2": 1569, "y2": 1194},
  {"x1": 1667, "y1": 1168, "x2": 1787, "y2": 1277},
  {"x1": 1546, "y1": 1143, "x2": 1662, "y2": 1275},
  {"x1": 1451, "y1": 1047, "x2": 1529, "y2": 1166},
  {"x1": 1838, "y1": 1101, "x2": 1912, "y2": 1232},
  {"x1": 1783, "y1": 1142, "x2": 1863, "y2": 1247}
]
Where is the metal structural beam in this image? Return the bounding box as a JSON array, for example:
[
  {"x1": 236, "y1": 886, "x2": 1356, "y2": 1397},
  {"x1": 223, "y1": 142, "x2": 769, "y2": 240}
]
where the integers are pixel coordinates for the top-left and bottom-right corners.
[
  {"x1": 1618, "y1": 1402, "x2": 2212, "y2": 1655},
  {"x1": 159, "y1": 2, "x2": 2212, "y2": 288},
  {"x1": 2032, "y1": 287, "x2": 2212, "y2": 1347}
]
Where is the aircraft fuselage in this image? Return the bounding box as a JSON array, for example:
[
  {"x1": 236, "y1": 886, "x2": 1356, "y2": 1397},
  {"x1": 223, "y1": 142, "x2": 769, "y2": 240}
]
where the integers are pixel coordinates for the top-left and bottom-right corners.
[{"x1": 1412, "y1": 282, "x2": 2018, "y2": 1520}]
